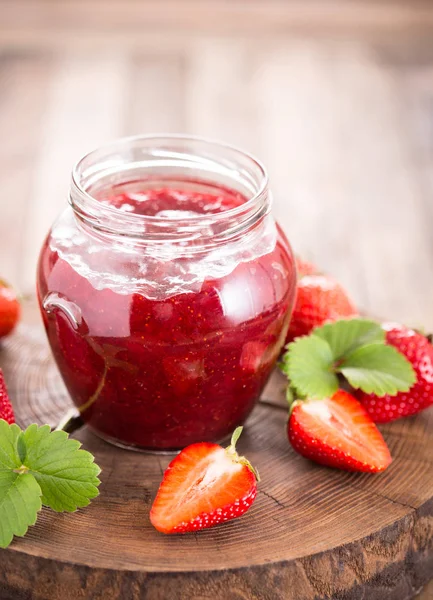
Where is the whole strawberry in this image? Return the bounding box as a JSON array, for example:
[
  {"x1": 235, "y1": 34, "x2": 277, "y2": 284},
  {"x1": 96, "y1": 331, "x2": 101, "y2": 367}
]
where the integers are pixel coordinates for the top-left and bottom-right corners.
[
  {"x1": 0, "y1": 280, "x2": 20, "y2": 339},
  {"x1": 356, "y1": 323, "x2": 433, "y2": 422},
  {"x1": 296, "y1": 256, "x2": 319, "y2": 277},
  {"x1": 150, "y1": 427, "x2": 258, "y2": 534},
  {"x1": 287, "y1": 260, "x2": 357, "y2": 341},
  {"x1": 0, "y1": 369, "x2": 15, "y2": 424},
  {"x1": 288, "y1": 390, "x2": 392, "y2": 472}
]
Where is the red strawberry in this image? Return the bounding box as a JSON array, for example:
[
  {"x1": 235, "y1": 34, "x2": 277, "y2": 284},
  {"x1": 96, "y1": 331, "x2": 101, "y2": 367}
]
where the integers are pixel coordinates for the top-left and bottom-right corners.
[
  {"x1": 0, "y1": 369, "x2": 15, "y2": 424},
  {"x1": 287, "y1": 273, "x2": 358, "y2": 342},
  {"x1": 150, "y1": 427, "x2": 258, "y2": 534},
  {"x1": 288, "y1": 390, "x2": 392, "y2": 472},
  {"x1": 356, "y1": 323, "x2": 433, "y2": 422},
  {"x1": 296, "y1": 256, "x2": 319, "y2": 277},
  {"x1": 0, "y1": 280, "x2": 20, "y2": 339}
]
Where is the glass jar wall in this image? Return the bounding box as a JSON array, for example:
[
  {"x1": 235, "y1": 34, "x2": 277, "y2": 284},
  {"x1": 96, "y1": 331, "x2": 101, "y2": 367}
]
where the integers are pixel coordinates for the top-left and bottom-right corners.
[{"x1": 37, "y1": 135, "x2": 297, "y2": 451}]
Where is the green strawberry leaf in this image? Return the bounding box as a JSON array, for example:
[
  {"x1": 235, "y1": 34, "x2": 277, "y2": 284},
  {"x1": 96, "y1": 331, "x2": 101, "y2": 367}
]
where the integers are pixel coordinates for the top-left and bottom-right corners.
[
  {"x1": 281, "y1": 318, "x2": 416, "y2": 400},
  {"x1": 282, "y1": 335, "x2": 339, "y2": 399},
  {"x1": 314, "y1": 318, "x2": 385, "y2": 360},
  {"x1": 0, "y1": 421, "x2": 101, "y2": 548},
  {"x1": 339, "y1": 343, "x2": 417, "y2": 396},
  {"x1": 0, "y1": 420, "x2": 22, "y2": 470},
  {"x1": 285, "y1": 386, "x2": 294, "y2": 406},
  {"x1": 0, "y1": 471, "x2": 42, "y2": 548},
  {"x1": 17, "y1": 432, "x2": 27, "y2": 464},
  {"x1": 22, "y1": 424, "x2": 101, "y2": 512}
]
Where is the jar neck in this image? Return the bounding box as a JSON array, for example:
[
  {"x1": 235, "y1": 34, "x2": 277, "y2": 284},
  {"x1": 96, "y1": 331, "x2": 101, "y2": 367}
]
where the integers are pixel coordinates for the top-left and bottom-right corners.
[{"x1": 69, "y1": 135, "x2": 270, "y2": 253}]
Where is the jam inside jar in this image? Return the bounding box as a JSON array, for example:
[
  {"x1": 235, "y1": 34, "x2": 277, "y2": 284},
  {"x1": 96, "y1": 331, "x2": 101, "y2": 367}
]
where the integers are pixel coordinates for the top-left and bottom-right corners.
[{"x1": 37, "y1": 136, "x2": 297, "y2": 451}]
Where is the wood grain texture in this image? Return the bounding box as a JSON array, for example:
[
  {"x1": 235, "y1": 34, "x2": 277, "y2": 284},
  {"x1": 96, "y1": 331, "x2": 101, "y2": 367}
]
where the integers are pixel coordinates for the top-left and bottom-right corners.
[
  {"x1": 417, "y1": 579, "x2": 433, "y2": 600},
  {"x1": 0, "y1": 303, "x2": 432, "y2": 600}
]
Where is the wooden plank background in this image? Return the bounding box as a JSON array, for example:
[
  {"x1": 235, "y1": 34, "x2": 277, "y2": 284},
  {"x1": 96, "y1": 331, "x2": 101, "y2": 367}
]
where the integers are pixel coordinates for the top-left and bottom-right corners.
[{"x1": 0, "y1": 2, "x2": 432, "y2": 596}]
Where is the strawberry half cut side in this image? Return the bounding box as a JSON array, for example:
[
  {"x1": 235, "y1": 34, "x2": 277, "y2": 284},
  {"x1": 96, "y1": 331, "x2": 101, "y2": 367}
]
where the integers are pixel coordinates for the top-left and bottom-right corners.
[
  {"x1": 150, "y1": 427, "x2": 258, "y2": 534},
  {"x1": 288, "y1": 390, "x2": 392, "y2": 473}
]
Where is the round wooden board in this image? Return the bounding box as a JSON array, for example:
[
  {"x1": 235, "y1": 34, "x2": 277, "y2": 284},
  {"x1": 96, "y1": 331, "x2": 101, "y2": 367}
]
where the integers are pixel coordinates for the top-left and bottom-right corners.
[{"x1": 0, "y1": 311, "x2": 432, "y2": 600}]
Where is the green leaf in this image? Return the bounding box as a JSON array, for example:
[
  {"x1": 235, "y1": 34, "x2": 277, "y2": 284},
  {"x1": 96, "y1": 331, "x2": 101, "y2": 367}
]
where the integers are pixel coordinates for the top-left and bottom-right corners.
[
  {"x1": 282, "y1": 335, "x2": 339, "y2": 399},
  {"x1": 0, "y1": 421, "x2": 101, "y2": 548},
  {"x1": 17, "y1": 432, "x2": 27, "y2": 464},
  {"x1": 339, "y1": 343, "x2": 417, "y2": 396},
  {"x1": 0, "y1": 420, "x2": 22, "y2": 470},
  {"x1": 22, "y1": 425, "x2": 101, "y2": 512},
  {"x1": 314, "y1": 318, "x2": 385, "y2": 360},
  {"x1": 285, "y1": 386, "x2": 294, "y2": 406},
  {"x1": 0, "y1": 471, "x2": 42, "y2": 548}
]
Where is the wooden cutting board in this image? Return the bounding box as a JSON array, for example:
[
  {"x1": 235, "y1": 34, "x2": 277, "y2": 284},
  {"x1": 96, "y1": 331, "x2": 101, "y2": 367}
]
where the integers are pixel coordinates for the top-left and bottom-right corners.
[{"x1": 0, "y1": 303, "x2": 432, "y2": 600}]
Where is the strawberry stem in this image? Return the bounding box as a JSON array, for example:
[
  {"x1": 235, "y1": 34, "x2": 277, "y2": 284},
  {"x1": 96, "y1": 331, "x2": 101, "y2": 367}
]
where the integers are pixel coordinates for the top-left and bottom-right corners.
[
  {"x1": 286, "y1": 385, "x2": 303, "y2": 416},
  {"x1": 286, "y1": 386, "x2": 294, "y2": 407},
  {"x1": 13, "y1": 465, "x2": 29, "y2": 475},
  {"x1": 230, "y1": 426, "x2": 243, "y2": 449},
  {"x1": 225, "y1": 427, "x2": 260, "y2": 482}
]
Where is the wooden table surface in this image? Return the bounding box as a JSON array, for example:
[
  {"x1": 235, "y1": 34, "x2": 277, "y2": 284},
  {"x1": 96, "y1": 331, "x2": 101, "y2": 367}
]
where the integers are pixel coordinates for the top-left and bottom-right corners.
[{"x1": 0, "y1": 1, "x2": 432, "y2": 598}]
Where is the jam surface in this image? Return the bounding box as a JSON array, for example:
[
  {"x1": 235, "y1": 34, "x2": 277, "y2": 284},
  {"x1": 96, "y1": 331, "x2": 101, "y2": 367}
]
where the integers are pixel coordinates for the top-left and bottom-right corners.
[
  {"x1": 100, "y1": 184, "x2": 246, "y2": 217},
  {"x1": 38, "y1": 186, "x2": 296, "y2": 450}
]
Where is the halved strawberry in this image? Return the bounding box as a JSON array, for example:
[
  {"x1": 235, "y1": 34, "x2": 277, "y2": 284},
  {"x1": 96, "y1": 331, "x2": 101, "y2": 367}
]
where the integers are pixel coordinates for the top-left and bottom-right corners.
[
  {"x1": 0, "y1": 280, "x2": 20, "y2": 339},
  {"x1": 288, "y1": 390, "x2": 392, "y2": 472},
  {"x1": 0, "y1": 369, "x2": 15, "y2": 424},
  {"x1": 150, "y1": 427, "x2": 258, "y2": 534}
]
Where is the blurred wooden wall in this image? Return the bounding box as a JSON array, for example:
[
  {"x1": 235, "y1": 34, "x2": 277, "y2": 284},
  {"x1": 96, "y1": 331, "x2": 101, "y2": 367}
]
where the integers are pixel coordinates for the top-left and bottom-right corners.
[{"x1": 1, "y1": 0, "x2": 433, "y2": 333}]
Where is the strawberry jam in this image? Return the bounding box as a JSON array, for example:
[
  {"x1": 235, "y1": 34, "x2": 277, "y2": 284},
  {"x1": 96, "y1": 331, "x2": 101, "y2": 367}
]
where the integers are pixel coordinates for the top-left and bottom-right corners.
[{"x1": 37, "y1": 137, "x2": 296, "y2": 451}]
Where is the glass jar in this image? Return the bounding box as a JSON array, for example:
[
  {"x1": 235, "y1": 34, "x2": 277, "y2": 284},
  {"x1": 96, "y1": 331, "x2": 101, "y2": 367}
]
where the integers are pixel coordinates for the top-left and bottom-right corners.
[{"x1": 37, "y1": 135, "x2": 296, "y2": 451}]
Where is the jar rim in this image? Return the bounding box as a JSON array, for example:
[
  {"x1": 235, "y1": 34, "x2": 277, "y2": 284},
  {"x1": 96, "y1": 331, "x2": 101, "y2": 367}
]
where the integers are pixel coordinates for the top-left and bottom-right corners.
[{"x1": 71, "y1": 133, "x2": 269, "y2": 228}]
